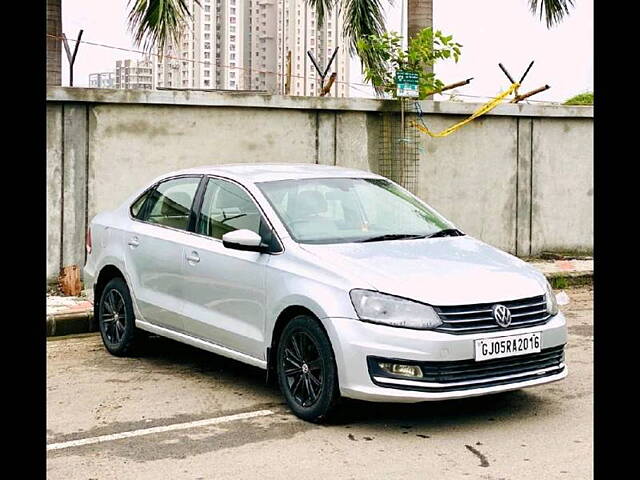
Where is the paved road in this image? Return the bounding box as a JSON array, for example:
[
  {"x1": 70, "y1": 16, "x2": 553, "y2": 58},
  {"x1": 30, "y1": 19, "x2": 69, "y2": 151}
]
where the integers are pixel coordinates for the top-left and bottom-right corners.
[{"x1": 47, "y1": 286, "x2": 593, "y2": 480}]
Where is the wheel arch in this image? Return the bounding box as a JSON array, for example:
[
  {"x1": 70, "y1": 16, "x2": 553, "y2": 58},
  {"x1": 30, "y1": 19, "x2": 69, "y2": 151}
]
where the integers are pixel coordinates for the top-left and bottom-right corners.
[
  {"x1": 93, "y1": 264, "x2": 126, "y2": 327},
  {"x1": 266, "y1": 305, "x2": 340, "y2": 386}
]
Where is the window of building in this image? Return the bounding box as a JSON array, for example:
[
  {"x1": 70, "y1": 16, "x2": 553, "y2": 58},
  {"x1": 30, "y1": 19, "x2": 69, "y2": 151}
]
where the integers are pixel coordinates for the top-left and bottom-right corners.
[
  {"x1": 205, "y1": 23, "x2": 211, "y2": 31},
  {"x1": 230, "y1": 17, "x2": 236, "y2": 23},
  {"x1": 230, "y1": 53, "x2": 236, "y2": 60},
  {"x1": 204, "y1": 70, "x2": 210, "y2": 77},
  {"x1": 204, "y1": 52, "x2": 210, "y2": 59},
  {"x1": 230, "y1": 35, "x2": 236, "y2": 42},
  {"x1": 205, "y1": 33, "x2": 210, "y2": 40},
  {"x1": 204, "y1": 80, "x2": 210, "y2": 86}
]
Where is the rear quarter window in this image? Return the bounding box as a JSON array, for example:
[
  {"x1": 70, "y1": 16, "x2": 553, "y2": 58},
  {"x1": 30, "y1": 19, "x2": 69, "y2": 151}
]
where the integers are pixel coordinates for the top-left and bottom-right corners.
[{"x1": 130, "y1": 190, "x2": 151, "y2": 219}]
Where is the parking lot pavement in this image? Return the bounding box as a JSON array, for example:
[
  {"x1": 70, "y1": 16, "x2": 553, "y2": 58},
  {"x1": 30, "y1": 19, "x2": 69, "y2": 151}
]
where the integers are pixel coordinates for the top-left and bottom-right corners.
[{"x1": 47, "y1": 286, "x2": 593, "y2": 480}]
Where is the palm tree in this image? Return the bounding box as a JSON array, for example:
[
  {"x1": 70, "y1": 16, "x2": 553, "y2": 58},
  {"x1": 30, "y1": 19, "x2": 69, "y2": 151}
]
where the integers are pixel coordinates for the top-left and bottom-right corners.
[
  {"x1": 408, "y1": 0, "x2": 576, "y2": 39},
  {"x1": 47, "y1": 0, "x2": 62, "y2": 86},
  {"x1": 46, "y1": 0, "x2": 575, "y2": 88}
]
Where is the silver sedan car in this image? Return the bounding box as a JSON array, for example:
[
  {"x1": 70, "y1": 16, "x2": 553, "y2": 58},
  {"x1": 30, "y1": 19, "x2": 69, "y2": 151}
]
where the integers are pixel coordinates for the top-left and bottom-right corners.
[{"x1": 84, "y1": 164, "x2": 567, "y2": 422}]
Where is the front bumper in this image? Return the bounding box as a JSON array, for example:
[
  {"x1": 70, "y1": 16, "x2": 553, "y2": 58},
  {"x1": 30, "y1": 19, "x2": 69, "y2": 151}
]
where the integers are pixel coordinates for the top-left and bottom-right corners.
[{"x1": 322, "y1": 312, "x2": 567, "y2": 403}]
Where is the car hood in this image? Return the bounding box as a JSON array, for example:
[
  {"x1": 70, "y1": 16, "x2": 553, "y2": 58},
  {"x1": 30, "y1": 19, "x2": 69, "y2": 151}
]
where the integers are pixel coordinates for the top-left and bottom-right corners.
[{"x1": 299, "y1": 236, "x2": 546, "y2": 306}]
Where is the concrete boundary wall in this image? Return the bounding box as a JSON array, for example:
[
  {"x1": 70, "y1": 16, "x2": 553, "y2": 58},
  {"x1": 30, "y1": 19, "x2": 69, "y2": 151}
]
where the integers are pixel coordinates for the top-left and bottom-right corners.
[{"x1": 46, "y1": 87, "x2": 593, "y2": 284}]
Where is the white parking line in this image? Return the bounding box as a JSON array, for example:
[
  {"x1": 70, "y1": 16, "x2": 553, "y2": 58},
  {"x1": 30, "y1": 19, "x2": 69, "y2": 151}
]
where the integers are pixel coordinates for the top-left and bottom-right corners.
[{"x1": 47, "y1": 409, "x2": 275, "y2": 451}]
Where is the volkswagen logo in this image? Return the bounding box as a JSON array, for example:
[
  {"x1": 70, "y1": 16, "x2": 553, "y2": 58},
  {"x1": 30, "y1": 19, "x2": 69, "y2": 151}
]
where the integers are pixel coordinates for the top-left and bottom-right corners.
[{"x1": 492, "y1": 304, "x2": 512, "y2": 328}]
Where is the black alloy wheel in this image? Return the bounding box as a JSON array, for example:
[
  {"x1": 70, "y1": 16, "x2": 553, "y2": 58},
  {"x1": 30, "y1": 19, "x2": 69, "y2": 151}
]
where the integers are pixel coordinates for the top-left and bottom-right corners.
[
  {"x1": 283, "y1": 331, "x2": 323, "y2": 407},
  {"x1": 277, "y1": 315, "x2": 340, "y2": 422},
  {"x1": 98, "y1": 277, "x2": 139, "y2": 356},
  {"x1": 101, "y1": 288, "x2": 127, "y2": 344}
]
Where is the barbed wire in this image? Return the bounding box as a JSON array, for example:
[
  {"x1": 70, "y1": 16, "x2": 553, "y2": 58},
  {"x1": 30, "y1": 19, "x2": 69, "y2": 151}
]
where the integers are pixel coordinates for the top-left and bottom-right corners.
[{"x1": 49, "y1": 33, "x2": 562, "y2": 104}]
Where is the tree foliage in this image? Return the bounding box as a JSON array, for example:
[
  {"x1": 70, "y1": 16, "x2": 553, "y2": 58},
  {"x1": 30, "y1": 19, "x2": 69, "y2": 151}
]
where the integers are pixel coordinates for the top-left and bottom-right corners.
[
  {"x1": 528, "y1": 0, "x2": 575, "y2": 28},
  {"x1": 356, "y1": 28, "x2": 462, "y2": 99},
  {"x1": 127, "y1": 0, "x2": 199, "y2": 53}
]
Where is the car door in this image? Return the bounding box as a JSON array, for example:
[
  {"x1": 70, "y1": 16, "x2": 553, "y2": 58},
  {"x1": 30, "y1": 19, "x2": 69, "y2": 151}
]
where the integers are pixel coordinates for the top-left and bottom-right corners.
[
  {"x1": 179, "y1": 176, "x2": 277, "y2": 360},
  {"x1": 124, "y1": 175, "x2": 202, "y2": 332}
]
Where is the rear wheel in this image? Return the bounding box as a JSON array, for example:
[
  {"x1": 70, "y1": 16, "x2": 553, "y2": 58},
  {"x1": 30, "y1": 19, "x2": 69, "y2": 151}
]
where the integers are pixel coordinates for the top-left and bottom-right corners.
[
  {"x1": 276, "y1": 315, "x2": 340, "y2": 423},
  {"x1": 98, "y1": 277, "x2": 139, "y2": 356}
]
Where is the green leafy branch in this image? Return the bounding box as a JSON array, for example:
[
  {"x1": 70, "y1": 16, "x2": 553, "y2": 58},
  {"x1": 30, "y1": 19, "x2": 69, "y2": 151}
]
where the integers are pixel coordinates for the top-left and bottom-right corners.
[{"x1": 356, "y1": 28, "x2": 462, "y2": 99}]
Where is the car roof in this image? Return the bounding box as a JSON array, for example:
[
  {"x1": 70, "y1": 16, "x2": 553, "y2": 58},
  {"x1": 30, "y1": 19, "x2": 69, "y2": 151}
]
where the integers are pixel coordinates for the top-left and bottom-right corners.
[{"x1": 157, "y1": 163, "x2": 383, "y2": 184}]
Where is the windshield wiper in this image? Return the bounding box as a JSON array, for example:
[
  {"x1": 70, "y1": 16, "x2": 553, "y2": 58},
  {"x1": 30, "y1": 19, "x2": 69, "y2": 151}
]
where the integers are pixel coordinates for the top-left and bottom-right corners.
[
  {"x1": 427, "y1": 228, "x2": 465, "y2": 238},
  {"x1": 356, "y1": 233, "x2": 428, "y2": 243}
]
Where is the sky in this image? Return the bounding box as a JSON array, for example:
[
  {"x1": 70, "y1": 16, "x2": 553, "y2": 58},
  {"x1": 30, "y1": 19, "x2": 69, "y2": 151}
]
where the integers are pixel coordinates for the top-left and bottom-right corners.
[{"x1": 62, "y1": 0, "x2": 593, "y2": 103}]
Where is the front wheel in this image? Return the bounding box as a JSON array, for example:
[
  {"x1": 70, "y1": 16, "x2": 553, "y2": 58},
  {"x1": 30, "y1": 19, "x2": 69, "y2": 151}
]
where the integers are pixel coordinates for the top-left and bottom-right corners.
[
  {"x1": 98, "y1": 277, "x2": 139, "y2": 357},
  {"x1": 276, "y1": 315, "x2": 340, "y2": 423}
]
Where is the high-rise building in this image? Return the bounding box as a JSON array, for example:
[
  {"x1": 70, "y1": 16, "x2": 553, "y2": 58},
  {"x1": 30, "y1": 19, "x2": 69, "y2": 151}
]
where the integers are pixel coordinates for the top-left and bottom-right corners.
[
  {"x1": 88, "y1": 72, "x2": 116, "y2": 89},
  {"x1": 275, "y1": 0, "x2": 350, "y2": 97},
  {"x1": 249, "y1": 0, "x2": 279, "y2": 92},
  {"x1": 154, "y1": 0, "x2": 350, "y2": 96},
  {"x1": 155, "y1": 0, "x2": 249, "y2": 90},
  {"x1": 115, "y1": 58, "x2": 154, "y2": 90}
]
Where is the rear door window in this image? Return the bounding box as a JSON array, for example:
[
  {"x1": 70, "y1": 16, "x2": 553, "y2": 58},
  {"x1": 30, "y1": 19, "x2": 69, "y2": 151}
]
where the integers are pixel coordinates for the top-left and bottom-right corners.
[{"x1": 140, "y1": 177, "x2": 201, "y2": 231}]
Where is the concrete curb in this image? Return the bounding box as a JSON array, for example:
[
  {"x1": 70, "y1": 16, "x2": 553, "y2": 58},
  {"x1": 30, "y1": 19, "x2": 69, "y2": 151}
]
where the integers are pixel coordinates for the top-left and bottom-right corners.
[
  {"x1": 45, "y1": 270, "x2": 593, "y2": 338},
  {"x1": 47, "y1": 311, "x2": 95, "y2": 337},
  {"x1": 546, "y1": 271, "x2": 593, "y2": 289}
]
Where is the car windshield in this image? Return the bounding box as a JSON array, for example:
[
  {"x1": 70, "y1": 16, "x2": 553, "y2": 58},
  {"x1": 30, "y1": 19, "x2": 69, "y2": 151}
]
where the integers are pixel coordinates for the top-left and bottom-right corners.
[{"x1": 257, "y1": 177, "x2": 457, "y2": 244}]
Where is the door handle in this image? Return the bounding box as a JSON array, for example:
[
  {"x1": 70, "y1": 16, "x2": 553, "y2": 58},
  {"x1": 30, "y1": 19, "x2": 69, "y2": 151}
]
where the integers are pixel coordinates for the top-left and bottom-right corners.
[
  {"x1": 186, "y1": 251, "x2": 200, "y2": 264},
  {"x1": 128, "y1": 236, "x2": 140, "y2": 248}
]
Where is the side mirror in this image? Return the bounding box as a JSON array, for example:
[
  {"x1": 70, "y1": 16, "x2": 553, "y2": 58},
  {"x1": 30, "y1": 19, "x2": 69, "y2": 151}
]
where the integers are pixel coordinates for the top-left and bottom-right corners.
[{"x1": 222, "y1": 229, "x2": 269, "y2": 253}]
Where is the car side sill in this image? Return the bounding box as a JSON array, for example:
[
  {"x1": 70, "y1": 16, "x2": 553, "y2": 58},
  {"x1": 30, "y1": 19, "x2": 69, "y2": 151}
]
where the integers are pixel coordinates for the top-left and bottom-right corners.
[{"x1": 135, "y1": 319, "x2": 267, "y2": 370}]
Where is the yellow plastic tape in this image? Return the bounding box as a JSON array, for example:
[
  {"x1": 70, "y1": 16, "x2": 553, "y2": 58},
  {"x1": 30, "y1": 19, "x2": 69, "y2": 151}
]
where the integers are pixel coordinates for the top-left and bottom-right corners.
[{"x1": 411, "y1": 83, "x2": 520, "y2": 138}]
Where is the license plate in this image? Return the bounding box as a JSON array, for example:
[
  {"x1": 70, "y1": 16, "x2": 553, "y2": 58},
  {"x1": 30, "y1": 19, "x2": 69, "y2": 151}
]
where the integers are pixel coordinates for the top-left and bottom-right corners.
[{"x1": 475, "y1": 332, "x2": 541, "y2": 362}]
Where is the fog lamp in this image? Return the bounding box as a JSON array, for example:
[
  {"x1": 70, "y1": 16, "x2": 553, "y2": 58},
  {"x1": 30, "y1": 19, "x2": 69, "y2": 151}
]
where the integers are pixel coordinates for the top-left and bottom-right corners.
[{"x1": 378, "y1": 362, "x2": 423, "y2": 378}]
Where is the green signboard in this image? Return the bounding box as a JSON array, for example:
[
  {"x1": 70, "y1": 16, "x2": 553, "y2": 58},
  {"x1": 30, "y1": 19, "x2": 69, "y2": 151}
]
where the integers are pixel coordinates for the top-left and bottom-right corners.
[{"x1": 395, "y1": 71, "x2": 419, "y2": 98}]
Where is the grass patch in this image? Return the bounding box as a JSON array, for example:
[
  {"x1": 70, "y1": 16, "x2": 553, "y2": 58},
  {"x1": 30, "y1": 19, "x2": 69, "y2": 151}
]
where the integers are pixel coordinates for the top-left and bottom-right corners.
[
  {"x1": 563, "y1": 92, "x2": 593, "y2": 105},
  {"x1": 549, "y1": 274, "x2": 592, "y2": 289}
]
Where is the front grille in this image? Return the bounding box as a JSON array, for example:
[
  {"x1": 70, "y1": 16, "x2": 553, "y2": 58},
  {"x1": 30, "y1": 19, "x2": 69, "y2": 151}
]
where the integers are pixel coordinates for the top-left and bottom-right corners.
[
  {"x1": 368, "y1": 345, "x2": 565, "y2": 392},
  {"x1": 434, "y1": 295, "x2": 551, "y2": 334}
]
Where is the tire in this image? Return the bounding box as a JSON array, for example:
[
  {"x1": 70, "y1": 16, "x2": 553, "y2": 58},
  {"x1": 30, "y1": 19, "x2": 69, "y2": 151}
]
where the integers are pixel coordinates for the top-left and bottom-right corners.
[
  {"x1": 97, "y1": 277, "x2": 139, "y2": 357},
  {"x1": 276, "y1": 315, "x2": 340, "y2": 423}
]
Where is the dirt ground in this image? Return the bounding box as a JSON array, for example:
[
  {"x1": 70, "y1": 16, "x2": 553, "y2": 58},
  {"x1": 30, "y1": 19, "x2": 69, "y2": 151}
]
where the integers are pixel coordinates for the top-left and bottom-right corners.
[{"x1": 47, "y1": 285, "x2": 593, "y2": 480}]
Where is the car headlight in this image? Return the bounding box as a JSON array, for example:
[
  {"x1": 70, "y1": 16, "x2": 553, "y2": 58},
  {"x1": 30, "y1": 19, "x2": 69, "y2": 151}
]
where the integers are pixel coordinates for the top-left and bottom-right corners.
[
  {"x1": 544, "y1": 280, "x2": 559, "y2": 316},
  {"x1": 349, "y1": 289, "x2": 442, "y2": 330}
]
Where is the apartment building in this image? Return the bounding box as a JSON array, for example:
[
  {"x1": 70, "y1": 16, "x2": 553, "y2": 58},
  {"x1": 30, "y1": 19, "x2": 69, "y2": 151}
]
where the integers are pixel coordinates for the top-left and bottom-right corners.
[
  {"x1": 154, "y1": 0, "x2": 350, "y2": 96},
  {"x1": 275, "y1": 0, "x2": 350, "y2": 97},
  {"x1": 155, "y1": 0, "x2": 249, "y2": 90},
  {"x1": 115, "y1": 58, "x2": 154, "y2": 90},
  {"x1": 88, "y1": 72, "x2": 116, "y2": 88},
  {"x1": 250, "y1": 0, "x2": 279, "y2": 92}
]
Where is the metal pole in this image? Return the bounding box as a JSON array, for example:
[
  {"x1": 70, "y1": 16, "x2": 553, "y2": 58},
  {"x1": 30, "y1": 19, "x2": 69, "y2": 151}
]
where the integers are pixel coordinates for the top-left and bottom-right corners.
[
  {"x1": 423, "y1": 77, "x2": 474, "y2": 98},
  {"x1": 400, "y1": 98, "x2": 405, "y2": 186},
  {"x1": 62, "y1": 29, "x2": 83, "y2": 87},
  {"x1": 510, "y1": 85, "x2": 550, "y2": 103},
  {"x1": 498, "y1": 63, "x2": 516, "y2": 84}
]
